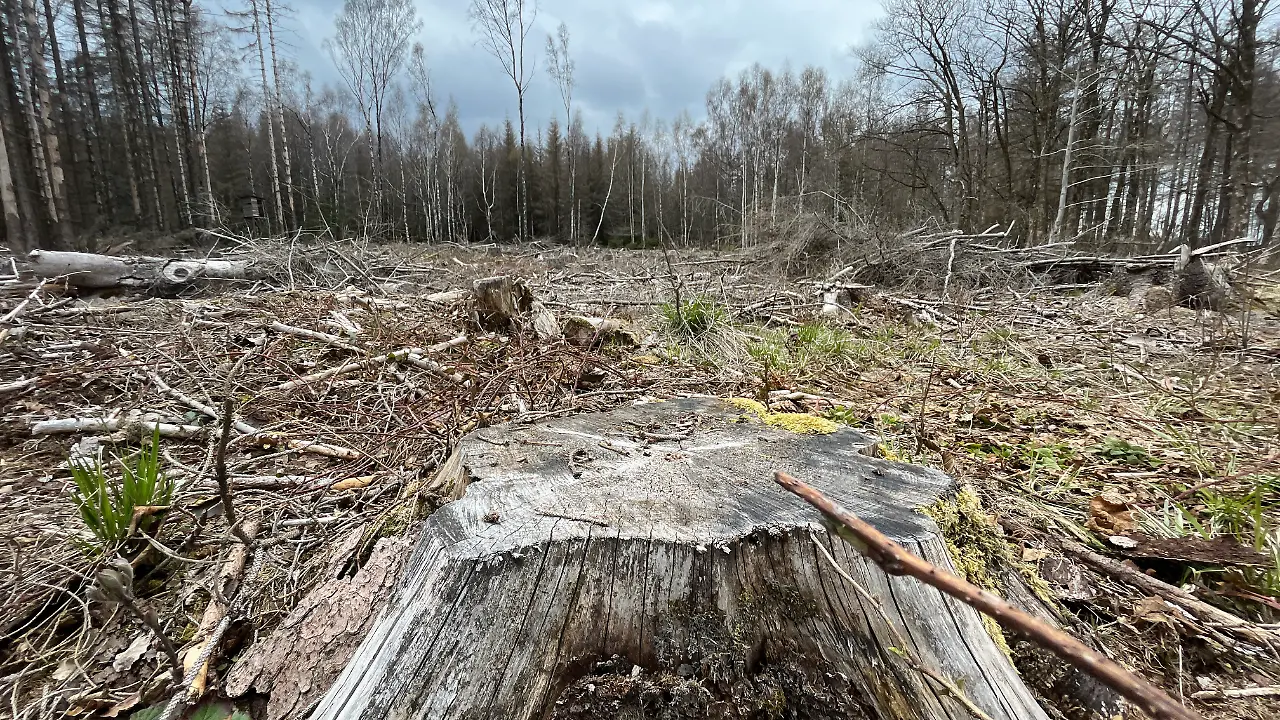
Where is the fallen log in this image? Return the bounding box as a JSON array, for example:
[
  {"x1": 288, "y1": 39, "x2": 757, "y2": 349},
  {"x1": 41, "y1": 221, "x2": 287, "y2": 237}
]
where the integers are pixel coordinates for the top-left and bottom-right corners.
[
  {"x1": 26, "y1": 250, "x2": 261, "y2": 292},
  {"x1": 304, "y1": 397, "x2": 1049, "y2": 720}
]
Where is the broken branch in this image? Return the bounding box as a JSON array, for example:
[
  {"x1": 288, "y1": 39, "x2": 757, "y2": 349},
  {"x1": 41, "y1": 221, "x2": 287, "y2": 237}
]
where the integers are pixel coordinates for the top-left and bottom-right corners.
[
  {"x1": 774, "y1": 470, "x2": 1203, "y2": 720},
  {"x1": 268, "y1": 335, "x2": 468, "y2": 393}
]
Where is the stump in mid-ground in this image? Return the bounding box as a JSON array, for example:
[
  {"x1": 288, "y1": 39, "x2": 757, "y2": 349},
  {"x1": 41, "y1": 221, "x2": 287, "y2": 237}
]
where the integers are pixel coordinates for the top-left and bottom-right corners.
[{"x1": 310, "y1": 398, "x2": 1049, "y2": 720}]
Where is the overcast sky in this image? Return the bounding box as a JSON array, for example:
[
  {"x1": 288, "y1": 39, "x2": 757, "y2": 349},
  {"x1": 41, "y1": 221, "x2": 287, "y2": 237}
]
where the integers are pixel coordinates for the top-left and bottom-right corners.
[{"x1": 290, "y1": 0, "x2": 883, "y2": 135}]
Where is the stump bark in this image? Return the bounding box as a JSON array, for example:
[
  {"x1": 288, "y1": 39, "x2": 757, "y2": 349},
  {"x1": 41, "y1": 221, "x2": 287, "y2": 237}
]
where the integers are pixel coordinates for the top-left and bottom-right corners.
[{"x1": 310, "y1": 398, "x2": 1049, "y2": 720}]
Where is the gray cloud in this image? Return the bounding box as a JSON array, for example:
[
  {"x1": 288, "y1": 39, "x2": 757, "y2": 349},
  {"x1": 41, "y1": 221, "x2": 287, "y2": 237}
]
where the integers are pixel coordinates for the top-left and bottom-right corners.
[{"x1": 290, "y1": 0, "x2": 881, "y2": 136}]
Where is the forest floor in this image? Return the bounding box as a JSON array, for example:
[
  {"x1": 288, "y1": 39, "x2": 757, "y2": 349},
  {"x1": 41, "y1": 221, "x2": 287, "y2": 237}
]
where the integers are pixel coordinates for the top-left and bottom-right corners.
[{"x1": 1, "y1": 238, "x2": 1279, "y2": 720}]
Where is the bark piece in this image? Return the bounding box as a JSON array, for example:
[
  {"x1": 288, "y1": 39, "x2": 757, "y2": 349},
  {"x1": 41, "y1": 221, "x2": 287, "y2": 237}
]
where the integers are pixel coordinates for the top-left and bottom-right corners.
[
  {"x1": 225, "y1": 535, "x2": 414, "y2": 720},
  {"x1": 311, "y1": 397, "x2": 1050, "y2": 720},
  {"x1": 27, "y1": 250, "x2": 260, "y2": 292}
]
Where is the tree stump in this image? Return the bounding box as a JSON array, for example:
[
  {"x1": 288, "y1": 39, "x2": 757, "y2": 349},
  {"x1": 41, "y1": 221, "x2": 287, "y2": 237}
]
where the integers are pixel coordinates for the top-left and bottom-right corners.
[
  {"x1": 471, "y1": 275, "x2": 560, "y2": 339},
  {"x1": 311, "y1": 398, "x2": 1049, "y2": 720}
]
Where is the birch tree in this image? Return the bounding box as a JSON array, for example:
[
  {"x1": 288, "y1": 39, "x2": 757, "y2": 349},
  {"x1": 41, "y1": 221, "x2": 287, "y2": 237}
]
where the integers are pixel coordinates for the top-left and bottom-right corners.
[
  {"x1": 328, "y1": 0, "x2": 420, "y2": 217},
  {"x1": 471, "y1": 0, "x2": 536, "y2": 241},
  {"x1": 545, "y1": 21, "x2": 574, "y2": 240}
]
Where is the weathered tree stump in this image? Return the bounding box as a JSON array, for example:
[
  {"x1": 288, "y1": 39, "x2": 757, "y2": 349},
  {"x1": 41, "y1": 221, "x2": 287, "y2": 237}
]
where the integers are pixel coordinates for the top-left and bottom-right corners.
[
  {"x1": 471, "y1": 275, "x2": 560, "y2": 339},
  {"x1": 310, "y1": 398, "x2": 1049, "y2": 720}
]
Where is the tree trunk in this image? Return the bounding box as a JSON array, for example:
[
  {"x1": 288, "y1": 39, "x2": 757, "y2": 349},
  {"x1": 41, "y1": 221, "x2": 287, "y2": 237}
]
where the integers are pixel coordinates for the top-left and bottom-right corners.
[
  {"x1": 100, "y1": 0, "x2": 142, "y2": 223},
  {"x1": 249, "y1": 0, "x2": 282, "y2": 232},
  {"x1": 264, "y1": 0, "x2": 294, "y2": 227},
  {"x1": 306, "y1": 398, "x2": 1050, "y2": 720},
  {"x1": 26, "y1": 249, "x2": 261, "y2": 291},
  {"x1": 517, "y1": 92, "x2": 527, "y2": 241},
  {"x1": 181, "y1": 0, "x2": 214, "y2": 225},
  {"x1": 0, "y1": 95, "x2": 23, "y2": 251},
  {"x1": 590, "y1": 138, "x2": 618, "y2": 245},
  {"x1": 40, "y1": 0, "x2": 83, "y2": 229},
  {"x1": 14, "y1": 0, "x2": 70, "y2": 248},
  {"x1": 152, "y1": 0, "x2": 191, "y2": 227},
  {"x1": 124, "y1": 0, "x2": 164, "y2": 228},
  {"x1": 1255, "y1": 173, "x2": 1279, "y2": 248},
  {"x1": 70, "y1": 0, "x2": 106, "y2": 227},
  {"x1": 1050, "y1": 70, "x2": 1081, "y2": 244},
  {"x1": 0, "y1": 7, "x2": 39, "y2": 251}
]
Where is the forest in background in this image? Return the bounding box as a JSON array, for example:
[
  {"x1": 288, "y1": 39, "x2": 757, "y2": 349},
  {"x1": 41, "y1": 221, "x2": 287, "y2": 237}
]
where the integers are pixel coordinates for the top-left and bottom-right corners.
[{"x1": 0, "y1": 0, "x2": 1277, "y2": 255}]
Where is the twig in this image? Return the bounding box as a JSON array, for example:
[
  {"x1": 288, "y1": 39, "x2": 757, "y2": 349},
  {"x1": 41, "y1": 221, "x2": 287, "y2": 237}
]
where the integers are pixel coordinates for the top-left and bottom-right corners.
[
  {"x1": 31, "y1": 415, "x2": 204, "y2": 438},
  {"x1": 269, "y1": 321, "x2": 364, "y2": 353},
  {"x1": 0, "y1": 376, "x2": 40, "y2": 395},
  {"x1": 214, "y1": 400, "x2": 253, "y2": 547},
  {"x1": 534, "y1": 509, "x2": 610, "y2": 527},
  {"x1": 1, "y1": 278, "x2": 49, "y2": 323},
  {"x1": 268, "y1": 335, "x2": 468, "y2": 393},
  {"x1": 1172, "y1": 452, "x2": 1280, "y2": 501},
  {"x1": 1191, "y1": 685, "x2": 1280, "y2": 699},
  {"x1": 774, "y1": 470, "x2": 1204, "y2": 720},
  {"x1": 143, "y1": 366, "x2": 361, "y2": 459},
  {"x1": 1062, "y1": 541, "x2": 1280, "y2": 652}
]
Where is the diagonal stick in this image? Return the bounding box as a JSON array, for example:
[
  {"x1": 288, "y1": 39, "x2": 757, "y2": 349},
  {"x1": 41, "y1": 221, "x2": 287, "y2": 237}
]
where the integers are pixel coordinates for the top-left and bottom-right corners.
[{"x1": 774, "y1": 470, "x2": 1202, "y2": 720}]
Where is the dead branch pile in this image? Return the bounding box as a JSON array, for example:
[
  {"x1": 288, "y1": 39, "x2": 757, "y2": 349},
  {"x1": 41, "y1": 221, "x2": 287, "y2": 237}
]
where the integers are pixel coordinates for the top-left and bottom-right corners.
[
  {"x1": 751, "y1": 214, "x2": 1276, "y2": 310},
  {"x1": 0, "y1": 246, "x2": 742, "y2": 718}
]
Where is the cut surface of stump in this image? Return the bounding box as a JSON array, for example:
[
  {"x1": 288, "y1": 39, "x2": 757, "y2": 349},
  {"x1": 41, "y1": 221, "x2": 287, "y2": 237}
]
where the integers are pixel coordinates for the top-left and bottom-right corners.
[{"x1": 311, "y1": 398, "x2": 1049, "y2": 720}]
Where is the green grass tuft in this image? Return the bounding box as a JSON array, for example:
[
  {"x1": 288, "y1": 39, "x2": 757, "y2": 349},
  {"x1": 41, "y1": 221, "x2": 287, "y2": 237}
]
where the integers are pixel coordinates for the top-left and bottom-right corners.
[
  {"x1": 659, "y1": 295, "x2": 728, "y2": 338},
  {"x1": 70, "y1": 429, "x2": 172, "y2": 547}
]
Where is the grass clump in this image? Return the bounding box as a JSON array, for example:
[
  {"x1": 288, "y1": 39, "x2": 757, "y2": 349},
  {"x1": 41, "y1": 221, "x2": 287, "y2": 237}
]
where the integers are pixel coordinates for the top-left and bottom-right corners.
[
  {"x1": 660, "y1": 295, "x2": 728, "y2": 338},
  {"x1": 70, "y1": 429, "x2": 172, "y2": 547},
  {"x1": 746, "y1": 321, "x2": 865, "y2": 377},
  {"x1": 658, "y1": 295, "x2": 749, "y2": 365}
]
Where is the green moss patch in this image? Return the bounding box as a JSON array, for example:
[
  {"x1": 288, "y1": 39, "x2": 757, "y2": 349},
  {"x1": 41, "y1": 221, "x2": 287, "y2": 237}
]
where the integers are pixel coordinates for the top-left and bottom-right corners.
[{"x1": 726, "y1": 398, "x2": 840, "y2": 435}]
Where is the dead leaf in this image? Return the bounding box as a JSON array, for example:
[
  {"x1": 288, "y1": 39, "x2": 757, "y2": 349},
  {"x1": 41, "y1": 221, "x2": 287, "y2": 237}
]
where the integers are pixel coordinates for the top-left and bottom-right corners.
[
  {"x1": 1040, "y1": 556, "x2": 1096, "y2": 602},
  {"x1": 52, "y1": 659, "x2": 79, "y2": 682},
  {"x1": 1087, "y1": 493, "x2": 1135, "y2": 534},
  {"x1": 112, "y1": 634, "x2": 151, "y2": 673},
  {"x1": 102, "y1": 691, "x2": 142, "y2": 718},
  {"x1": 1133, "y1": 596, "x2": 1173, "y2": 624},
  {"x1": 1022, "y1": 547, "x2": 1051, "y2": 563}
]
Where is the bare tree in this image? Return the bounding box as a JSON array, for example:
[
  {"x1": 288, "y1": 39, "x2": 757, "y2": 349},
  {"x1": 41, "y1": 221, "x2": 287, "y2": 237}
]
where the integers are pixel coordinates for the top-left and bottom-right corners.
[
  {"x1": 471, "y1": 0, "x2": 536, "y2": 241},
  {"x1": 265, "y1": 0, "x2": 295, "y2": 225},
  {"x1": 545, "y1": 21, "x2": 573, "y2": 240},
  {"x1": 327, "y1": 0, "x2": 420, "y2": 216},
  {"x1": 249, "y1": 0, "x2": 284, "y2": 229}
]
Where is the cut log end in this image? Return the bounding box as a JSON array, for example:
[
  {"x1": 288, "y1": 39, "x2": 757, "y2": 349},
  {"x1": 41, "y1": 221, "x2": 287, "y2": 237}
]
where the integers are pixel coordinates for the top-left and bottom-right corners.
[{"x1": 305, "y1": 398, "x2": 1050, "y2": 720}]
